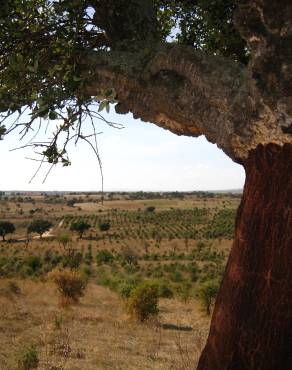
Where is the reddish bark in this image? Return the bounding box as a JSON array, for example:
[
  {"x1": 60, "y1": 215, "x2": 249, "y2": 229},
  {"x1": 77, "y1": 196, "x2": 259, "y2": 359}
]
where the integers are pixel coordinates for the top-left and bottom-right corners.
[{"x1": 197, "y1": 143, "x2": 292, "y2": 370}]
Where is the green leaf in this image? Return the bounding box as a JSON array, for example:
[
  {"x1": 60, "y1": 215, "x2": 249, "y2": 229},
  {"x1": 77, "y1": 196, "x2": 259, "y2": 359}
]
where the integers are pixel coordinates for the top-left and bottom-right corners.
[
  {"x1": 98, "y1": 100, "x2": 107, "y2": 112},
  {"x1": 49, "y1": 110, "x2": 58, "y2": 120}
]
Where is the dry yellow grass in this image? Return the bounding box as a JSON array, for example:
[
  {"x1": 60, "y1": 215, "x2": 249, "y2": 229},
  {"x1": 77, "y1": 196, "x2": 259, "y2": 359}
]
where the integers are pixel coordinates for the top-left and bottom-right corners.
[
  {"x1": 0, "y1": 193, "x2": 237, "y2": 369},
  {"x1": 0, "y1": 279, "x2": 210, "y2": 370}
]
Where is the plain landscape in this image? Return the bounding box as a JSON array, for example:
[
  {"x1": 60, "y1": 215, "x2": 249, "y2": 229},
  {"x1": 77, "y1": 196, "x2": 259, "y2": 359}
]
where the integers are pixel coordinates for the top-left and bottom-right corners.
[{"x1": 0, "y1": 190, "x2": 240, "y2": 369}]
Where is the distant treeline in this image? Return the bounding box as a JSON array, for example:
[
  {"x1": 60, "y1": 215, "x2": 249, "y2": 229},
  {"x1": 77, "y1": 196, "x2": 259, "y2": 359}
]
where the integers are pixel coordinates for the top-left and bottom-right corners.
[{"x1": 0, "y1": 190, "x2": 242, "y2": 202}]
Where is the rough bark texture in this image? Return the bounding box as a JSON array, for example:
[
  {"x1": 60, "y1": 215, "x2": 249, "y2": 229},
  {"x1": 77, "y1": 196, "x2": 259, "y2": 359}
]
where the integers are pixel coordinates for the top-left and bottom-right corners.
[
  {"x1": 85, "y1": 43, "x2": 291, "y2": 164},
  {"x1": 81, "y1": 1, "x2": 292, "y2": 163},
  {"x1": 197, "y1": 143, "x2": 292, "y2": 370},
  {"x1": 82, "y1": 2, "x2": 292, "y2": 369}
]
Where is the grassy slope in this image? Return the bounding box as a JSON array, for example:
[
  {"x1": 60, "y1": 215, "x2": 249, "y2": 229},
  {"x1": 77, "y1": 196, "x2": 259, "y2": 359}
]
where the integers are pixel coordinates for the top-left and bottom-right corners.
[
  {"x1": 0, "y1": 279, "x2": 209, "y2": 370},
  {"x1": 0, "y1": 194, "x2": 240, "y2": 369}
]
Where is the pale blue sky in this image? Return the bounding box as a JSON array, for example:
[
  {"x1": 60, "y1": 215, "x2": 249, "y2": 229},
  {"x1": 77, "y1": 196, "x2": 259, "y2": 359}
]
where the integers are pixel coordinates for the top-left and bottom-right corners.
[{"x1": 0, "y1": 110, "x2": 245, "y2": 191}]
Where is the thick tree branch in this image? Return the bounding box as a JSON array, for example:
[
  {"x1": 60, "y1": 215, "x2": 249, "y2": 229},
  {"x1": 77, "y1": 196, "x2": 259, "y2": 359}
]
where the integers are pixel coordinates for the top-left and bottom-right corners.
[{"x1": 83, "y1": 43, "x2": 291, "y2": 163}]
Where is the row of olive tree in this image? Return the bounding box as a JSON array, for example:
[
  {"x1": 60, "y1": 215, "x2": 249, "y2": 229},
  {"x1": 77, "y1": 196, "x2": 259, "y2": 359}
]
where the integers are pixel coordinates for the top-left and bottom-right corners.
[
  {"x1": 0, "y1": 219, "x2": 52, "y2": 241},
  {"x1": 70, "y1": 220, "x2": 110, "y2": 239},
  {"x1": 0, "y1": 218, "x2": 110, "y2": 241}
]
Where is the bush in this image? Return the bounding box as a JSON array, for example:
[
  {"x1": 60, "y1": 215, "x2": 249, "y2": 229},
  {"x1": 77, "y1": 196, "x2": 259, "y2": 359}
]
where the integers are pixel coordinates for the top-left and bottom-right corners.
[
  {"x1": 151, "y1": 280, "x2": 173, "y2": 298},
  {"x1": 98, "y1": 221, "x2": 110, "y2": 232},
  {"x1": 127, "y1": 282, "x2": 159, "y2": 321},
  {"x1": 96, "y1": 250, "x2": 114, "y2": 265},
  {"x1": 199, "y1": 279, "x2": 220, "y2": 315},
  {"x1": 187, "y1": 263, "x2": 199, "y2": 282},
  {"x1": 62, "y1": 250, "x2": 83, "y2": 269},
  {"x1": 25, "y1": 256, "x2": 42, "y2": 273},
  {"x1": 49, "y1": 269, "x2": 87, "y2": 305},
  {"x1": 120, "y1": 246, "x2": 138, "y2": 265},
  {"x1": 176, "y1": 280, "x2": 192, "y2": 302},
  {"x1": 57, "y1": 233, "x2": 71, "y2": 250},
  {"x1": 169, "y1": 269, "x2": 183, "y2": 282},
  {"x1": 17, "y1": 344, "x2": 39, "y2": 370},
  {"x1": 117, "y1": 277, "x2": 141, "y2": 298}
]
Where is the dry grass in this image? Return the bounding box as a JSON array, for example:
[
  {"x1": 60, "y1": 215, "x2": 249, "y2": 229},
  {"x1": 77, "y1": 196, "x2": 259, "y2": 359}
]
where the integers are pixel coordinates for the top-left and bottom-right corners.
[
  {"x1": 0, "y1": 193, "x2": 237, "y2": 368},
  {"x1": 0, "y1": 279, "x2": 210, "y2": 370},
  {"x1": 74, "y1": 196, "x2": 239, "y2": 212}
]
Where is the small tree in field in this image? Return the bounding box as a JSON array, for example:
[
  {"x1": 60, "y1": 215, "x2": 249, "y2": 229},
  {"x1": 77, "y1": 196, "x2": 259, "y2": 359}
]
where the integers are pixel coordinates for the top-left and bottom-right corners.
[
  {"x1": 199, "y1": 280, "x2": 220, "y2": 316},
  {"x1": 27, "y1": 219, "x2": 52, "y2": 239},
  {"x1": 98, "y1": 221, "x2": 110, "y2": 232},
  {"x1": 57, "y1": 232, "x2": 71, "y2": 251},
  {"x1": 49, "y1": 268, "x2": 87, "y2": 305},
  {"x1": 0, "y1": 221, "x2": 15, "y2": 241},
  {"x1": 127, "y1": 283, "x2": 159, "y2": 322},
  {"x1": 70, "y1": 220, "x2": 90, "y2": 239}
]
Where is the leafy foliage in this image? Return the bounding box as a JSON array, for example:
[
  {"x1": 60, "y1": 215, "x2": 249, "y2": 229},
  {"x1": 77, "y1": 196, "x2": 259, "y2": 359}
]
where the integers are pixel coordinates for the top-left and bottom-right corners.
[
  {"x1": 0, "y1": 221, "x2": 15, "y2": 241},
  {"x1": 126, "y1": 282, "x2": 159, "y2": 322},
  {"x1": 96, "y1": 249, "x2": 114, "y2": 265},
  {"x1": 17, "y1": 344, "x2": 39, "y2": 370},
  {"x1": 57, "y1": 232, "x2": 71, "y2": 249},
  {"x1": 199, "y1": 279, "x2": 220, "y2": 315},
  {"x1": 155, "y1": 0, "x2": 248, "y2": 64},
  {"x1": 27, "y1": 219, "x2": 52, "y2": 238},
  {"x1": 98, "y1": 221, "x2": 110, "y2": 232},
  {"x1": 70, "y1": 219, "x2": 90, "y2": 239},
  {"x1": 0, "y1": 0, "x2": 247, "y2": 169}
]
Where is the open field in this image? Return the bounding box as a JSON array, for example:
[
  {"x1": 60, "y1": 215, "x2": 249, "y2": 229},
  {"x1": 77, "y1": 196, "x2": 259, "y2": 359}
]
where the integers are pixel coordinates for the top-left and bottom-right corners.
[
  {"x1": 0, "y1": 279, "x2": 209, "y2": 370},
  {"x1": 0, "y1": 191, "x2": 241, "y2": 369}
]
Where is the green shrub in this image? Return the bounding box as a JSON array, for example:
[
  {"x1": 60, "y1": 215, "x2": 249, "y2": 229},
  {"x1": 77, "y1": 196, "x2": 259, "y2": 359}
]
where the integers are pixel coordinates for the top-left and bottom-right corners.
[
  {"x1": 187, "y1": 263, "x2": 199, "y2": 282},
  {"x1": 127, "y1": 282, "x2": 159, "y2": 321},
  {"x1": 169, "y1": 270, "x2": 183, "y2": 282},
  {"x1": 151, "y1": 280, "x2": 173, "y2": 298},
  {"x1": 85, "y1": 244, "x2": 93, "y2": 264},
  {"x1": 17, "y1": 344, "x2": 39, "y2": 370},
  {"x1": 123, "y1": 262, "x2": 139, "y2": 274},
  {"x1": 57, "y1": 232, "x2": 71, "y2": 249},
  {"x1": 176, "y1": 281, "x2": 192, "y2": 302},
  {"x1": 120, "y1": 246, "x2": 138, "y2": 265},
  {"x1": 82, "y1": 265, "x2": 92, "y2": 279},
  {"x1": 25, "y1": 256, "x2": 42, "y2": 273},
  {"x1": 98, "y1": 221, "x2": 111, "y2": 232},
  {"x1": 62, "y1": 251, "x2": 83, "y2": 269},
  {"x1": 49, "y1": 268, "x2": 87, "y2": 305},
  {"x1": 199, "y1": 279, "x2": 220, "y2": 315},
  {"x1": 117, "y1": 277, "x2": 141, "y2": 298},
  {"x1": 96, "y1": 250, "x2": 114, "y2": 265}
]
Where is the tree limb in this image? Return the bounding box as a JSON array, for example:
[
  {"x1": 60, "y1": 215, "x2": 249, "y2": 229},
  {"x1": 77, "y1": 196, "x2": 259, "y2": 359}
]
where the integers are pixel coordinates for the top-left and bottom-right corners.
[{"x1": 83, "y1": 43, "x2": 290, "y2": 163}]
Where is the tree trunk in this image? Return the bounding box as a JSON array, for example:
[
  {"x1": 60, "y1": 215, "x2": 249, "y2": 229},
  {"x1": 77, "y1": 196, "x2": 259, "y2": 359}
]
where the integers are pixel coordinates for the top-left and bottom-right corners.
[{"x1": 197, "y1": 143, "x2": 292, "y2": 370}]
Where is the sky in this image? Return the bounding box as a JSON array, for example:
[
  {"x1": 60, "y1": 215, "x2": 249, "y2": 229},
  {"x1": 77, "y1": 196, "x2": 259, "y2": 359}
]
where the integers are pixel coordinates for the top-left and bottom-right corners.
[{"x1": 0, "y1": 110, "x2": 245, "y2": 192}]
